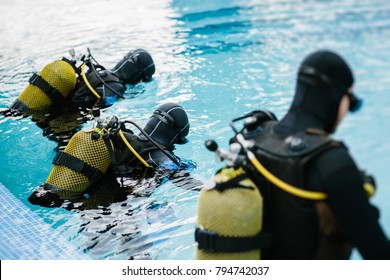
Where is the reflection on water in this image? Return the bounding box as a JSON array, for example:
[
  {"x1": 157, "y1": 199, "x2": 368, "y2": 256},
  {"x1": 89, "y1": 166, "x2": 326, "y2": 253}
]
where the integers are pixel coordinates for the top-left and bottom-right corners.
[{"x1": 0, "y1": 0, "x2": 390, "y2": 259}]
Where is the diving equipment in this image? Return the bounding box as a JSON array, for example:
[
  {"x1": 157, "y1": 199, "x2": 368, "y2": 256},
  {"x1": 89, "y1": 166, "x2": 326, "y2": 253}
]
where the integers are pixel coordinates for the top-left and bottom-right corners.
[
  {"x1": 143, "y1": 103, "x2": 190, "y2": 149},
  {"x1": 298, "y1": 65, "x2": 362, "y2": 113},
  {"x1": 71, "y1": 49, "x2": 126, "y2": 107},
  {"x1": 42, "y1": 112, "x2": 121, "y2": 196},
  {"x1": 196, "y1": 167, "x2": 267, "y2": 260},
  {"x1": 44, "y1": 126, "x2": 112, "y2": 194},
  {"x1": 32, "y1": 105, "x2": 184, "y2": 203},
  {"x1": 284, "y1": 50, "x2": 358, "y2": 134},
  {"x1": 112, "y1": 49, "x2": 155, "y2": 85},
  {"x1": 196, "y1": 109, "x2": 376, "y2": 259},
  {"x1": 10, "y1": 59, "x2": 77, "y2": 112},
  {"x1": 195, "y1": 110, "x2": 275, "y2": 260}
]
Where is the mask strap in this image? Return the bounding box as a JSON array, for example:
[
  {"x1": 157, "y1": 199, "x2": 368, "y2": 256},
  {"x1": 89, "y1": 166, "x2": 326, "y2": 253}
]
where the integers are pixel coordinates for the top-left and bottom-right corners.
[
  {"x1": 152, "y1": 109, "x2": 186, "y2": 143},
  {"x1": 127, "y1": 51, "x2": 154, "y2": 83}
]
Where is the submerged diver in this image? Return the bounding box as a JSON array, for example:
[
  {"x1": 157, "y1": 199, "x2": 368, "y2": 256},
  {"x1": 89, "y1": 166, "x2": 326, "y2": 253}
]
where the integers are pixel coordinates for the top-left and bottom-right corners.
[
  {"x1": 196, "y1": 50, "x2": 390, "y2": 260},
  {"x1": 1, "y1": 48, "x2": 155, "y2": 149},
  {"x1": 28, "y1": 102, "x2": 201, "y2": 208}
]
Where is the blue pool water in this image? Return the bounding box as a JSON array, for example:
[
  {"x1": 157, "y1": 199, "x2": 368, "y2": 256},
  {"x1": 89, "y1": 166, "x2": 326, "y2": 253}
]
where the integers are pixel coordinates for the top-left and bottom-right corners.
[{"x1": 0, "y1": 0, "x2": 390, "y2": 259}]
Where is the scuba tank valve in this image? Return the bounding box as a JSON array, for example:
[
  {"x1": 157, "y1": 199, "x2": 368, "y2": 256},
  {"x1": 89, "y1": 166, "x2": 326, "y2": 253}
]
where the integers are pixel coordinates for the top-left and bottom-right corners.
[
  {"x1": 205, "y1": 139, "x2": 245, "y2": 167},
  {"x1": 68, "y1": 49, "x2": 77, "y2": 62}
]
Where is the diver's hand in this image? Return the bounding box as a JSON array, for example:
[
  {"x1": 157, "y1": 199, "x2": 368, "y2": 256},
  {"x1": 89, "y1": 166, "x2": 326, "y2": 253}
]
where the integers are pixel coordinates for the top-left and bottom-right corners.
[
  {"x1": 364, "y1": 174, "x2": 376, "y2": 187},
  {"x1": 361, "y1": 170, "x2": 376, "y2": 188},
  {"x1": 360, "y1": 170, "x2": 376, "y2": 197}
]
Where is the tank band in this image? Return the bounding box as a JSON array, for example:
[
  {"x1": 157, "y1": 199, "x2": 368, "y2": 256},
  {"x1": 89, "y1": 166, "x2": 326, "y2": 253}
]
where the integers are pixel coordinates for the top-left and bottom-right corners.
[
  {"x1": 195, "y1": 227, "x2": 272, "y2": 253},
  {"x1": 52, "y1": 151, "x2": 103, "y2": 181},
  {"x1": 29, "y1": 73, "x2": 64, "y2": 104}
]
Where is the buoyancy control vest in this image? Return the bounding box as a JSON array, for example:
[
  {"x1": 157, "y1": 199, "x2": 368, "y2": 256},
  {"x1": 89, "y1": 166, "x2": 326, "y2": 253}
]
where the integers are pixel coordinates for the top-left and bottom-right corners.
[
  {"x1": 249, "y1": 121, "x2": 343, "y2": 259},
  {"x1": 71, "y1": 65, "x2": 126, "y2": 108},
  {"x1": 196, "y1": 111, "x2": 374, "y2": 260},
  {"x1": 111, "y1": 130, "x2": 166, "y2": 176}
]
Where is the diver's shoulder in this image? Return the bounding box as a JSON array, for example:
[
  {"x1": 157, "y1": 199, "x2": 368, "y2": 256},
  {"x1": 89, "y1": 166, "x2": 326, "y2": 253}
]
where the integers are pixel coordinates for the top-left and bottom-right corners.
[{"x1": 313, "y1": 140, "x2": 358, "y2": 174}]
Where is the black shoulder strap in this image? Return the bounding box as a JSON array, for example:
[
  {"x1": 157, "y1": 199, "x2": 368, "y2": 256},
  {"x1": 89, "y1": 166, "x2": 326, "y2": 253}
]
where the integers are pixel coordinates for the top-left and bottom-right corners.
[
  {"x1": 299, "y1": 129, "x2": 343, "y2": 169},
  {"x1": 52, "y1": 151, "x2": 103, "y2": 181},
  {"x1": 195, "y1": 227, "x2": 272, "y2": 253},
  {"x1": 254, "y1": 121, "x2": 333, "y2": 158},
  {"x1": 102, "y1": 133, "x2": 118, "y2": 167},
  {"x1": 29, "y1": 73, "x2": 64, "y2": 104}
]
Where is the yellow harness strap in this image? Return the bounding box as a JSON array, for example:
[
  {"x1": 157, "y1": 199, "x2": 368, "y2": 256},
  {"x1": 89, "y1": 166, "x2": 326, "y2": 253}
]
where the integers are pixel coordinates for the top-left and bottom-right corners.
[{"x1": 118, "y1": 129, "x2": 150, "y2": 168}]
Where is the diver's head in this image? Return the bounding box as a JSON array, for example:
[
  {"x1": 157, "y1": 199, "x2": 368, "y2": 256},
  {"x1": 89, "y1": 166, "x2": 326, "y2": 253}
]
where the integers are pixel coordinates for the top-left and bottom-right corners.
[
  {"x1": 143, "y1": 103, "x2": 189, "y2": 150},
  {"x1": 289, "y1": 50, "x2": 361, "y2": 133},
  {"x1": 113, "y1": 49, "x2": 155, "y2": 85}
]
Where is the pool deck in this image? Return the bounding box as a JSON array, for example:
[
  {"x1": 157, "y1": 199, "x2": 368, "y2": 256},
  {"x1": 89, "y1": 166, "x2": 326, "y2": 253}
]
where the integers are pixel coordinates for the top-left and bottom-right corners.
[{"x1": 0, "y1": 182, "x2": 90, "y2": 260}]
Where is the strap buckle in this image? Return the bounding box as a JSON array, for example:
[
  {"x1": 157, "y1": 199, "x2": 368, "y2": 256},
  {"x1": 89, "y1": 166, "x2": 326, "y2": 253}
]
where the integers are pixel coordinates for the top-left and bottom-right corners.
[
  {"x1": 195, "y1": 227, "x2": 218, "y2": 252},
  {"x1": 29, "y1": 73, "x2": 39, "y2": 85},
  {"x1": 52, "y1": 150, "x2": 65, "y2": 165}
]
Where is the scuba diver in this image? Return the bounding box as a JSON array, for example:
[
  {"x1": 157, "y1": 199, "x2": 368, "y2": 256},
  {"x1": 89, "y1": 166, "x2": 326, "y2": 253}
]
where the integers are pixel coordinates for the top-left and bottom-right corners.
[
  {"x1": 28, "y1": 102, "x2": 201, "y2": 209},
  {"x1": 70, "y1": 48, "x2": 155, "y2": 108},
  {"x1": 196, "y1": 50, "x2": 390, "y2": 260},
  {"x1": 5, "y1": 48, "x2": 155, "y2": 112},
  {"x1": 115, "y1": 102, "x2": 201, "y2": 198},
  {"x1": 1, "y1": 48, "x2": 155, "y2": 149}
]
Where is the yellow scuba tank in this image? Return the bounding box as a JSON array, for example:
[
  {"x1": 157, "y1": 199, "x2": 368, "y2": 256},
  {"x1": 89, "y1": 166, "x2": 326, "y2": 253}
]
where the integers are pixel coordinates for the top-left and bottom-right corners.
[
  {"x1": 13, "y1": 59, "x2": 77, "y2": 111},
  {"x1": 196, "y1": 167, "x2": 268, "y2": 260},
  {"x1": 44, "y1": 128, "x2": 111, "y2": 195}
]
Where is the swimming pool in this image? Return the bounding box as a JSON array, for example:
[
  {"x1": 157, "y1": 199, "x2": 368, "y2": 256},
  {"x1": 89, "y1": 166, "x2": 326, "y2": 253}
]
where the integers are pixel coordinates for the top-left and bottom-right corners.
[{"x1": 0, "y1": 0, "x2": 389, "y2": 260}]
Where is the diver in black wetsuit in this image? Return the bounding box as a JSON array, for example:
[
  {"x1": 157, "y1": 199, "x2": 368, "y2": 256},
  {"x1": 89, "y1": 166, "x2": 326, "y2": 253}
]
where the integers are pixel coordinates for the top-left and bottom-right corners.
[
  {"x1": 114, "y1": 103, "x2": 189, "y2": 171},
  {"x1": 1, "y1": 49, "x2": 155, "y2": 149},
  {"x1": 71, "y1": 48, "x2": 155, "y2": 108},
  {"x1": 110, "y1": 102, "x2": 202, "y2": 197},
  {"x1": 257, "y1": 50, "x2": 390, "y2": 259},
  {"x1": 28, "y1": 102, "x2": 201, "y2": 209},
  {"x1": 6, "y1": 48, "x2": 155, "y2": 112}
]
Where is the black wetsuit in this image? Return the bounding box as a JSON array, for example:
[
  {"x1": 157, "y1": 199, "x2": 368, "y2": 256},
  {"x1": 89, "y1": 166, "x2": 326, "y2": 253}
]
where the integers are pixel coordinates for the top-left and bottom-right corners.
[
  {"x1": 264, "y1": 50, "x2": 390, "y2": 259},
  {"x1": 267, "y1": 119, "x2": 390, "y2": 260},
  {"x1": 307, "y1": 142, "x2": 389, "y2": 259}
]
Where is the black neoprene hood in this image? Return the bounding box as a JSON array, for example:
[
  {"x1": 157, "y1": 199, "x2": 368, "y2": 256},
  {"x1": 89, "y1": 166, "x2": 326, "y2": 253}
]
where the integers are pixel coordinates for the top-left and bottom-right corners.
[
  {"x1": 143, "y1": 103, "x2": 190, "y2": 149},
  {"x1": 276, "y1": 50, "x2": 355, "y2": 134},
  {"x1": 113, "y1": 49, "x2": 155, "y2": 85}
]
